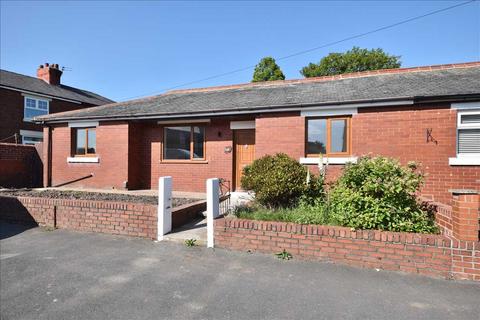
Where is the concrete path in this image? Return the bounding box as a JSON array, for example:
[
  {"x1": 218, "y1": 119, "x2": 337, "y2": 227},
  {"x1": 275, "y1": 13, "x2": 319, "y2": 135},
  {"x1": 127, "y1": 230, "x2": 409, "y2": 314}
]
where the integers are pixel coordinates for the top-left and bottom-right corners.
[{"x1": 1, "y1": 222, "x2": 479, "y2": 320}]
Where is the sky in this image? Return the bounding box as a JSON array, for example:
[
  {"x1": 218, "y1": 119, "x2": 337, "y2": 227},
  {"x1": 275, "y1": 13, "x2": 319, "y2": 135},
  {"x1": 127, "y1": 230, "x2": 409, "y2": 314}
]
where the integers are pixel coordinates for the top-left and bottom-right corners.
[{"x1": 1, "y1": 0, "x2": 479, "y2": 102}]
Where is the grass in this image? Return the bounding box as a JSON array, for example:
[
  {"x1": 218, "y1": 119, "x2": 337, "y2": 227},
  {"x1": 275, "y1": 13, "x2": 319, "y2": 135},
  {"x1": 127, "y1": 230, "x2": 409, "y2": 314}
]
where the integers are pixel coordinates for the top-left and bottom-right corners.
[{"x1": 234, "y1": 201, "x2": 334, "y2": 226}]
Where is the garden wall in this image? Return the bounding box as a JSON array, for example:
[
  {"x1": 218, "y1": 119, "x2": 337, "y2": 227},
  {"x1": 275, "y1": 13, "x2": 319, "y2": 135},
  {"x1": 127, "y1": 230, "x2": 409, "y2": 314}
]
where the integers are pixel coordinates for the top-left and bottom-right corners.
[
  {"x1": 214, "y1": 218, "x2": 480, "y2": 281},
  {"x1": 0, "y1": 143, "x2": 43, "y2": 188},
  {"x1": 0, "y1": 196, "x2": 157, "y2": 239}
]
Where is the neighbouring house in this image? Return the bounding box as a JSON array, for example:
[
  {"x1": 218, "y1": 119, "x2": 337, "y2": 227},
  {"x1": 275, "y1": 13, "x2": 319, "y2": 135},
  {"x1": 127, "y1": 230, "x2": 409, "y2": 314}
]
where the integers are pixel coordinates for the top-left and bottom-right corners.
[
  {"x1": 0, "y1": 63, "x2": 113, "y2": 145},
  {"x1": 35, "y1": 62, "x2": 480, "y2": 204}
]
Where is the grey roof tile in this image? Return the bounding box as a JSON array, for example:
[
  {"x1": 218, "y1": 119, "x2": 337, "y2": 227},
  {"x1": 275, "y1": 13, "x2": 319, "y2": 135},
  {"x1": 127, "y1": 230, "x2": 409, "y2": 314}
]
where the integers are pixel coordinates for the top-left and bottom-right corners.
[
  {"x1": 37, "y1": 65, "x2": 480, "y2": 122},
  {"x1": 0, "y1": 69, "x2": 114, "y2": 105}
]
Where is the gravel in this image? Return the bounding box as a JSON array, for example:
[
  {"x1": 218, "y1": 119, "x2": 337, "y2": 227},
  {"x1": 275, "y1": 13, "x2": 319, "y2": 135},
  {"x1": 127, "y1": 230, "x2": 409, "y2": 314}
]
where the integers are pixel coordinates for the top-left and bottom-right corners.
[{"x1": 0, "y1": 189, "x2": 197, "y2": 207}]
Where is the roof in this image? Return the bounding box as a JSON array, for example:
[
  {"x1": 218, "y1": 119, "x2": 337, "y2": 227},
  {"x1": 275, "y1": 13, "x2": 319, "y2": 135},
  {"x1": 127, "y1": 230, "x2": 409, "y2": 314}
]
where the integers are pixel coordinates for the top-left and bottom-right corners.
[
  {"x1": 36, "y1": 62, "x2": 480, "y2": 123},
  {"x1": 0, "y1": 69, "x2": 114, "y2": 106}
]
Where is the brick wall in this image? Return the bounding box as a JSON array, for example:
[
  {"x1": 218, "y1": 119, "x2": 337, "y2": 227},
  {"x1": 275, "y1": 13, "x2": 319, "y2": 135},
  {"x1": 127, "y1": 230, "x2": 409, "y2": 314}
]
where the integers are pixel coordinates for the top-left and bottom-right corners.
[
  {"x1": 44, "y1": 103, "x2": 478, "y2": 200},
  {"x1": 214, "y1": 218, "x2": 480, "y2": 281},
  {"x1": 0, "y1": 143, "x2": 43, "y2": 188},
  {"x1": 352, "y1": 104, "x2": 479, "y2": 204},
  {"x1": 0, "y1": 196, "x2": 157, "y2": 239},
  {"x1": 0, "y1": 88, "x2": 97, "y2": 143},
  {"x1": 47, "y1": 122, "x2": 130, "y2": 189},
  {"x1": 135, "y1": 119, "x2": 234, "y2": 193}
]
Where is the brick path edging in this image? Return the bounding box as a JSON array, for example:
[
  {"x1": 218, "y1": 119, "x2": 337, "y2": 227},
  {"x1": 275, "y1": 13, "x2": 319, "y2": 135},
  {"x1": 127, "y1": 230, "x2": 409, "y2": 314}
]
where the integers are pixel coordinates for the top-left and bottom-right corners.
[{"x1": 214, "y1": 217, "x2": 480, "y2": 281}]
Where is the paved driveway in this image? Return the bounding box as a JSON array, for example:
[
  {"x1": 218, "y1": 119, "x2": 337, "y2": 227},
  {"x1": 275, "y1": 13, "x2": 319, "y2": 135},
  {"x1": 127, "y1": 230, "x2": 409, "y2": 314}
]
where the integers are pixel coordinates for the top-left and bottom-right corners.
[{"x1": 1, "y1": 222, "x2": 479, "y2": 320}]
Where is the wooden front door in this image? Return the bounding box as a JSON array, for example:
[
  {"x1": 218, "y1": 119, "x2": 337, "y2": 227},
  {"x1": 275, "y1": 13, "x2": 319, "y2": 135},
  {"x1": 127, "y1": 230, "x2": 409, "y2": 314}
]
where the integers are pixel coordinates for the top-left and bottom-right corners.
[{"x1": 234, "y1": 129, "x2": 255, "y2": 190}]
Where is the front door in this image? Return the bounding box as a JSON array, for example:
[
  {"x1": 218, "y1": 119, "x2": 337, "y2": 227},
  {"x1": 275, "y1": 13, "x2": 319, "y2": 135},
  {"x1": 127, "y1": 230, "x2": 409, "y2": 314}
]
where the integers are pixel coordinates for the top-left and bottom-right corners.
[{"x1": 234, "y1": 129, "x2": 255, "y2": 191}]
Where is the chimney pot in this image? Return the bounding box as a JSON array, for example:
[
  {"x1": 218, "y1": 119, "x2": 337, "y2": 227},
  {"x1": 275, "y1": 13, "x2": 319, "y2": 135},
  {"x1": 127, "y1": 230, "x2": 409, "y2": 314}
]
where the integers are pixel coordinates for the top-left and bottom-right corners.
[{"x1": 37, "y1": 63, "x2": 62, "y2": 85}]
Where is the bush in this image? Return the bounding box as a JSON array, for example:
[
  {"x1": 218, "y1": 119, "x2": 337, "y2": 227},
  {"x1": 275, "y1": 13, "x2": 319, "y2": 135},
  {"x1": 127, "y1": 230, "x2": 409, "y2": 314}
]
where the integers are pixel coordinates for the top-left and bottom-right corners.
[
  {"x1": 328, "y1": 156, "x2": 437, "y2": 233},
  {"x1": 241, "y1": 153, "x2": 322, "y2": 208}
]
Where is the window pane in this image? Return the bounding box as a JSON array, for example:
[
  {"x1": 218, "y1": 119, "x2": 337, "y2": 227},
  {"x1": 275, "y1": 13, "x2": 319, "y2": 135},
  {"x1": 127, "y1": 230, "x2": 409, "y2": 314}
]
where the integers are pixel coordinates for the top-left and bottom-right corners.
[
  {"x1": 164, "y1": 127, "x2": 191, "y2": 160},
  {"x1": 23, "y1": 136, "x2": 43, "y2": 145},
  {"x1": 331, "y1": 119, "x2": 347, "y2": 153},
  {"x1": 458, "y1": 129, "x2": 480, "y2": 154},
  {"x1": 192, "y1": 127, "x2": 205, "y2": 159},
  {"x1": 87, "y1": 129, "x2": 96, "y2": 154},
  {"x1": 307, "y1": 119, "x2": 327, "y2": 154},
  {"x1": 25, "y1": 108, "x2": 48, "y2": 119},
  {"x1": 26, "y1": 98, "x2": 36, "y2": 108},
  {"x1": 76, "y1": 129, "x2": 86, "y2": 155},
  {"x1": 38, "y1": 100, "x2": 48, "y2": 110},
  {"x1": 461, "y1": 114, "x2": 480, "y2": 124}
]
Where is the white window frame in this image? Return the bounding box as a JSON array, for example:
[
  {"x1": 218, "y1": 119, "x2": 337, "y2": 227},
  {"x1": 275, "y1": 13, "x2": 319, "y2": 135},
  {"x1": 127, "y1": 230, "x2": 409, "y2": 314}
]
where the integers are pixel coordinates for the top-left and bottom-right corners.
[
  {"x1": 24, "y1": 96, "x2": 49, "y2": 122},
  {"x1": 449, "y1": 109, "x2": 480, "y2": 165}
]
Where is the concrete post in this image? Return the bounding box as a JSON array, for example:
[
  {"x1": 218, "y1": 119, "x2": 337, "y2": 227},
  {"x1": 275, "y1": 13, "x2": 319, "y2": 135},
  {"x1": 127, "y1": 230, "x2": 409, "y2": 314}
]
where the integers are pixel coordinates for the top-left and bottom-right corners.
[
  {"x1": 207, "y1": 178, "x2": 220, "y2": 248},
  {"x1": 450, "y1": 189, "x2": 479, "y2": 241},
  {"x1": 157, "y1": 176, "x2": 172, "y2": 241}
]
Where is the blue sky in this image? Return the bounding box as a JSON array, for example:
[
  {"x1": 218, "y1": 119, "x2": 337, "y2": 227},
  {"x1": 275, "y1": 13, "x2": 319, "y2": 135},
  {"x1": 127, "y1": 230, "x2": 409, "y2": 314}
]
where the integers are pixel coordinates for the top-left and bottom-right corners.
[{"x1": 1, "y1": 1, "x2": 479, "y2": 102}]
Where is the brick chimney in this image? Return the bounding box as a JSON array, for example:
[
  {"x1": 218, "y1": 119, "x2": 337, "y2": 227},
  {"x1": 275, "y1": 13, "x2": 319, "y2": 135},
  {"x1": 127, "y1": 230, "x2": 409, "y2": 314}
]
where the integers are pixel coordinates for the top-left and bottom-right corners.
[{"x1": 37, "y1": 63, "x2": 63, "y2": 85}]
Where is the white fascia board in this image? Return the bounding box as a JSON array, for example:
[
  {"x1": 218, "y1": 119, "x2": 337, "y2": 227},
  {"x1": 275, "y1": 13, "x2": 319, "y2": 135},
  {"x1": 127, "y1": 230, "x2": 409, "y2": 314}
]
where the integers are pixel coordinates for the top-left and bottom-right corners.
[
  {"x1": 449, "y1": 155, "x2": 480, "y2": 166},
  {"x1": 67, "y1": 157, "x2": 100, "y2": 163},
  {"x1": 301, "y1": 107, "x2": 358, "y2": 117},
  {"x1": 301, "y1": 100, "x2": 413, "y2": 117},
  {"x1": 19, "y1": 130, "x2": 43, "y2": 138},
  {"x1": 300, "y1": 157, "x2": 358, "y2": 165},
  {"x1": 451, "y1": 101, "x2": 480, "y2": 110},
  {"x1": 68, "y1": 121, "x2": 99, "y2": 128},
  {"x1": 230, "y1": 120, "x2": 256, "y2": 130}
]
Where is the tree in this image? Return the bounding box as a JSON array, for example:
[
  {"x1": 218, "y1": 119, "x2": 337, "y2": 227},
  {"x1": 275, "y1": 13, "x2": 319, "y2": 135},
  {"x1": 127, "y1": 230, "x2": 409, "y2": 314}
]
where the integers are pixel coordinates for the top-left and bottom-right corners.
[
  {"x1": 300, "y1": 47, "x2": 401, "y2": 78},
  {"x1": 252, "y1": 57, "x2": 285, "y2": 82}
]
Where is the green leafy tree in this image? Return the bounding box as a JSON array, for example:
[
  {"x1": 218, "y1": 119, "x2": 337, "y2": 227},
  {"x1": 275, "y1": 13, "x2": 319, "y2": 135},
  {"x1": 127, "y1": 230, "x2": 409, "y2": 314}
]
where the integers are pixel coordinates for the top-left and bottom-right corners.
[
  {"x1": 252, "y1": 57, "x2": 285, "y2": 82},
  {"x1": 300, "y1": 47, "x2": 401, "y2": 78}
]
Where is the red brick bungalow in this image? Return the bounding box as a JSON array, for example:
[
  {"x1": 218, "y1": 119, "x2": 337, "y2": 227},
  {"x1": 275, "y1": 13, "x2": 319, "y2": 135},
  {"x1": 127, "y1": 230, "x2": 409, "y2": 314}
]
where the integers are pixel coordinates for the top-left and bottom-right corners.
[{"x1": 36, "y1": 62, "x2": 480, "y2": 204}]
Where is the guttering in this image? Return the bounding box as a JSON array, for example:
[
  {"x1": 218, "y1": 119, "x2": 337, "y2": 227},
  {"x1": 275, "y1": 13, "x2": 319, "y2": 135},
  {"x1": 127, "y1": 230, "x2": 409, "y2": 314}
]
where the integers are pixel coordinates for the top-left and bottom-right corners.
[{"x1": 35, "y1": 97, "x2": 415, "y2": 124}]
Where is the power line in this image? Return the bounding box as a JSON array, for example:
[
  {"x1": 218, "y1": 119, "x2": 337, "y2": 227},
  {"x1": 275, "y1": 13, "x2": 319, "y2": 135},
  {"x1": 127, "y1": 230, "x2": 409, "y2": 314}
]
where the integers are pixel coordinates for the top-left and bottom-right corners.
[{"x1": 119, "y1": 0, "x2": 476, "y2": 101}]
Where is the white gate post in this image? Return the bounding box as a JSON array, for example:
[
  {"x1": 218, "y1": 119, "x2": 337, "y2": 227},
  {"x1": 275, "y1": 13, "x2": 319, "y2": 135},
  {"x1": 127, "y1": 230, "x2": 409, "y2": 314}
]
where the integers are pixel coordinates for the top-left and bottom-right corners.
[
  {"x1": 207, "y1": 178, "x2": 220, "y2": 248},
  {"x1": 157, "y1": 176, "x2": 172, "y2": 241}
]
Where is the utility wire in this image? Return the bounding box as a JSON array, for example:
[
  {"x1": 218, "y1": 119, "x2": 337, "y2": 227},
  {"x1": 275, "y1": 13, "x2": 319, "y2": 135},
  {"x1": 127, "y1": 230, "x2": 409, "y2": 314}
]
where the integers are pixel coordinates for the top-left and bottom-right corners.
[{"x1": 119, "y1": 0, "x2": 476, "y2": 101}]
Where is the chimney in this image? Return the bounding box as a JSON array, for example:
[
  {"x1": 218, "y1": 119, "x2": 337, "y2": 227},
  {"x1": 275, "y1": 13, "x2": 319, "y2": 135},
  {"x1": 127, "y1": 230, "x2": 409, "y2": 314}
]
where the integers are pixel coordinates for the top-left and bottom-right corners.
[{"x1": 37, "y1": 63, "x2": 63, "y2": 85}]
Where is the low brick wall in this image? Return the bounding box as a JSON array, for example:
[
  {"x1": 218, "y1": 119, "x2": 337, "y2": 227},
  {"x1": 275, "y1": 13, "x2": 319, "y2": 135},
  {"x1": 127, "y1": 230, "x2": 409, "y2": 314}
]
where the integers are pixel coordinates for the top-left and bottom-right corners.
[
  {"x1": 215, "y1": 218, "x2": 480, "y2": 281},
  {"x1": 0, "y1": 196, "x2": 157, "y2": 239}
]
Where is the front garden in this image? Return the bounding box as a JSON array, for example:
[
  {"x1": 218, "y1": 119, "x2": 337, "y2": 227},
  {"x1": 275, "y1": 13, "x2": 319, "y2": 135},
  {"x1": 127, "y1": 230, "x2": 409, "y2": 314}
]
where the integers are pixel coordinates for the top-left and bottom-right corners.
[{"x1": 235, "y1": 154, "x2": 438, "y2": 234}]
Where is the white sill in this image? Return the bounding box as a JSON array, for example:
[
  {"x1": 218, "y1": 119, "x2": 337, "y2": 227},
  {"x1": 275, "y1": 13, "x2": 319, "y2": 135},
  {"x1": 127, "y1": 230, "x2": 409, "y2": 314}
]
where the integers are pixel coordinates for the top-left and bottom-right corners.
[
  {"x1": 67, "y1": 157, "x2": 100, "y2": 163},
  {"x1": 449, "y1": 156, "x2": 480, "y2": 166},
  {"x1": 300, "y1": 157, "x2": 358, "y2": 165}
]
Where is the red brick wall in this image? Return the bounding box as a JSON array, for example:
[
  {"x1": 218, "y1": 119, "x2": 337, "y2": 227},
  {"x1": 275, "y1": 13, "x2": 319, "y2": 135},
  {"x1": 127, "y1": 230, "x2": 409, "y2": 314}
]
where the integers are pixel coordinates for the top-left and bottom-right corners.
[
  {"x1": 135, "y1": 119, "x2": 234, "y2": 193},
  {"x1": 48, "y1": 122, "x2": 129, "y2": 189},
  {"x1": 255, "y1": 112, "x2": 304, "y2": 159},
  {"x1": 0, "y1": 196, "x2": 157, "y2": 239},
  {"x1": 215, "y1": 217, "x2": 480, "y2": 281},
  {"x1": 0, "y1": 143, "x2": 43, "y2": 188},
  {"x1": 0, "y1": 88, "x2": 97, "y2": 143},
  {"x1": 352, "y1": 104, "x2": 479, "y2": 204}
]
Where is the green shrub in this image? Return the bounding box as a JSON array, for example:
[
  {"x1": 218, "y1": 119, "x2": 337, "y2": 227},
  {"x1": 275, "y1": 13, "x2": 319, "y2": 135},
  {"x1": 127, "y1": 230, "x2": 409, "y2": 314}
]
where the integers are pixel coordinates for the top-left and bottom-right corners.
[
  {"x1": 241, "y1": 153, "x2": 322, "y2": 208},
  {"x1": 328, "y1": 156, "x2": 438, "y2": 233}
]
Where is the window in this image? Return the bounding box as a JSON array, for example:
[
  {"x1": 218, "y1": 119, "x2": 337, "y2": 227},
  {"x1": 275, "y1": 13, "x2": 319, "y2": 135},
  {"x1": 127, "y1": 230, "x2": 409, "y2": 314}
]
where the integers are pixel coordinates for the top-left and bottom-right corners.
[
  {"x1": 306, "y1": 117, "x2": 350, "y2": 156},
  {"x1": 457, "y1": 111, "x2": 480, "y2": 155},
  {"x1": 72, "y1": 128, "x2": 96, "y2": 156},
  {"x1": 163, "y1": 126, "x2": 205, "y2": 160},
  {"x1": 24, "y1": 97, "x2": 49, "y2": 121},
  {"x1": 20, "y1": 130, "x2": 43, "y2": 145}
]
